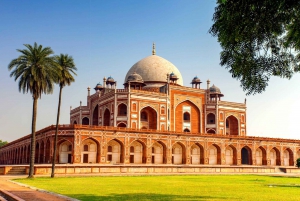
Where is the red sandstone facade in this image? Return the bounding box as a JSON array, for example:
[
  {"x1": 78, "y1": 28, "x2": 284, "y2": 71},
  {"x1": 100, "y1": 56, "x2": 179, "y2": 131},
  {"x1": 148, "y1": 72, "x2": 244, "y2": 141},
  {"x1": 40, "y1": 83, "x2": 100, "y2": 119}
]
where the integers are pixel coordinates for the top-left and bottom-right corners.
[{"x1": 1, "y1": 47, "x2": 300, "y2": 167}]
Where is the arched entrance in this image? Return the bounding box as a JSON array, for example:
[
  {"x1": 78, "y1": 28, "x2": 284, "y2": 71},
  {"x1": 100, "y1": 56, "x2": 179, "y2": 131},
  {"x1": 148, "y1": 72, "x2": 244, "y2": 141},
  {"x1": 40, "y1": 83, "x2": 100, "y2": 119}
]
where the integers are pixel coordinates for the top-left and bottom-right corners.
[
  {"x1": 107, "y1": 139, "x2": 124, "y2": 164},
  {"x1": 208, "y1": 144, "x2": 221, "y2": 165},
  {"x1": 225, "y1": 145, "x2": 237, "y2": 165},
  {"x1": 241, "y1": 146, "x2": 252, "y2": 165},
  {"x1": 175, "y1": 100, "x2": 200, "y2": 133},
  {"x1": 81, "y1": 138, "x2": 99, "y2": 163},
  {"x1": 59, "y1": 141, "x2": 72, "y2": 163},
  {"x1": 45, "y1": 139, "x2": 51, "y2": 163},
  {"x1": 172, "y1": 143, "x2": 186, "y2": 164},
  {"x1": 92, "y1": 105, "x2": 99, "y2": 125},
  {"x1": 283, "y1": 148, "x2": 293, "y2": 166},
  {"x1": 226, "y1": 115, "x2": 238, "y2": 135},
  {"x1": 129, "y1": 140, "x2": 145, "y2": 164},
  {"x1": 140, "y1": 107, "x2": 157, "y2": 129},
  {"x1": 270, "y1": 147, "x2": 280, "y2": 166},
  {"x1": 103, "y1": 108, "x2": 110, "y2": 126},
  {"x1": 255, "y1": 147, "x2": 267, "y2": 165},
  {"x1": 152, "y1": 142, "x2": 165, "y2": 164},
  {"x1": 190, "y1": 143, "x2": 204, "y2": 164}
]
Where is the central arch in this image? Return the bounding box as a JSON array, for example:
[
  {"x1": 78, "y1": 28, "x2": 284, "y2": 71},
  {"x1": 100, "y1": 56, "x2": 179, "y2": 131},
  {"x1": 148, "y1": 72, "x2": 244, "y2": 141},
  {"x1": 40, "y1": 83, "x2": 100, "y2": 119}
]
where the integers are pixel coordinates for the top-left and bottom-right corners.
[
  {"x1": 175, "y1": 100, "x2": 200, "y2": 133},
  {"x1": 140, "y1": 106, "x2": 157, "y2": 130}
]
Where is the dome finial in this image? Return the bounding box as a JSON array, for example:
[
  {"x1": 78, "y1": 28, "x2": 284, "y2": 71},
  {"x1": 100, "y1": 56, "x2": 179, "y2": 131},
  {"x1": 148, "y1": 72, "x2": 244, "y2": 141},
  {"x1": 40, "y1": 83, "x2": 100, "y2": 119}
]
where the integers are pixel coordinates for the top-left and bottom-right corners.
[{"x1": 152, "y1": 42, "x2": 156, "y2": 55}]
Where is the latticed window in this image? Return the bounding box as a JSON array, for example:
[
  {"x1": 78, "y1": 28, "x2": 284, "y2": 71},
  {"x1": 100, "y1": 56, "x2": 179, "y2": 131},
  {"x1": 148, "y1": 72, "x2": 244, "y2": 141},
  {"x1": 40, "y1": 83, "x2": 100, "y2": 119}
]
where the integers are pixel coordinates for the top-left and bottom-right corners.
[
  {"x1": 183, "y1": 112, "x2": 190, "y2": 122},
  {"x1": 108, "y1": 146, "x2": 112, "y2": 152},
  {"x1": 84, "y1": 145, "x2": 88, "y2": 151}
]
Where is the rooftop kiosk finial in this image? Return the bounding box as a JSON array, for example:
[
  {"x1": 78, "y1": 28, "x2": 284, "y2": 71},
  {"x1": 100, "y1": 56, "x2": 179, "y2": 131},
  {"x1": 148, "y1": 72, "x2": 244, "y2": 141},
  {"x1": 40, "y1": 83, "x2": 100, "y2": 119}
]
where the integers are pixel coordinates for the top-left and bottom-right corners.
[{"x1": 152, "y1": 42, "x2": 156, "y2": 55}]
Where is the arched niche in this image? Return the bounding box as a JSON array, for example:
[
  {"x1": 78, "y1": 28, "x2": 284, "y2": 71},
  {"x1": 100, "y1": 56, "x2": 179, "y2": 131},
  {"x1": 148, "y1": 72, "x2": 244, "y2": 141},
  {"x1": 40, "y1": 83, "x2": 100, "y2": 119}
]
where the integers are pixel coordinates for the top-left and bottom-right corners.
[
  {"x1": 225, "y1": 145, "x2": 237, "y2": 165},
  {"x1": 81, "y1": 138, "x2": 99, "y2": 163},
  {"x1": 103, "y1": 108, "x2": 110, "y2": 126},
  {"x1": 172, "y1": 142, "x2": 186, "y2": 164},
  {"x1": 92, "y1": 105, "x2": 99, "y2": 126},
  {"x1": 190, "y1": 143, "x2": 204, "y2": 164},
  {"x1": 82, "y1": 117, "x2": 89, "y2": 125},
  {"x1": 270, "y1": 147, "x2": 280, "y2": 166},
  {"x1": 107, "y1": 139, "x2": 124, "y2": 164},
  {"x1": 241, "y1": 146, "x2": 252, "y2": 165},
  {"x1": 140, "y1": 106, "x2": 157, "y2": 130},
  {"x1": 118, "y1": 103, "x2": 127, "y2": 116},
  {"x1": 59, "y1": 140, "x2": 72, "y2": 164},
  {"x1": 129, "y1": 140, "x2": 146, "y2": 164},
  {"x1": 255, "y1": 146, "x2": 267, "y2": 165},
  {"x1": 207, "y1": 113, "x2": 215, "y2": 124},
  {"x1": 208, "y1": 144, "x2": 221, "y2": 165},
  {"x1": 226, "y1": 115, "x2": 238, "y2": 135}
]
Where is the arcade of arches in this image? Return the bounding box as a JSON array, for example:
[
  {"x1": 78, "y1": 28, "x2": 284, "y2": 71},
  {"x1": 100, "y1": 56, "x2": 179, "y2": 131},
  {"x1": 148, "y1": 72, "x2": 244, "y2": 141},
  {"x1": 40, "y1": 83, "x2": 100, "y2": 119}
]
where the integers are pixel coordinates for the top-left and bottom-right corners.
[{"x1": 1, "y1": 126, "x2": 299, "y2": 167}]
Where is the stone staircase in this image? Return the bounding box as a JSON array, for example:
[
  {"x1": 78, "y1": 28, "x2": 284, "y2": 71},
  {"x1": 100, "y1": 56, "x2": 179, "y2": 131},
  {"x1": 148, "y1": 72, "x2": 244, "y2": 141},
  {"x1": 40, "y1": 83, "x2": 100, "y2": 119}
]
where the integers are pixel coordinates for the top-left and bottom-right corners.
[{"x1": 6, "y1": 167, "x2": 26, "y2": 175}]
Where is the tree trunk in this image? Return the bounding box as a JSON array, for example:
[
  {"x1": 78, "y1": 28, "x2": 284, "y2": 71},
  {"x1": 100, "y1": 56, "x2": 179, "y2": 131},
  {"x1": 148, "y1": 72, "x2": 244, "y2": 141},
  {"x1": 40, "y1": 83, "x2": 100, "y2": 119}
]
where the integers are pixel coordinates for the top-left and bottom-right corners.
[
  {"x1": 28, "y1": 96, "x2": 38, "y2": 178},
  {"x1": 51, "y1": 86, "x2": 63, "y2": 178}
]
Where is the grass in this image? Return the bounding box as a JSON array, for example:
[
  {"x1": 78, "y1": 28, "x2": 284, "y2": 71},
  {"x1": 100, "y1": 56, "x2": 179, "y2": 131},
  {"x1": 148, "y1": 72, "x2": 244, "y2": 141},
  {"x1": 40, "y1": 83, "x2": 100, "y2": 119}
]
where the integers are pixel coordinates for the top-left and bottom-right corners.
[{"x1": 14, "y1": 175, "x2": 300, "y2": 201}]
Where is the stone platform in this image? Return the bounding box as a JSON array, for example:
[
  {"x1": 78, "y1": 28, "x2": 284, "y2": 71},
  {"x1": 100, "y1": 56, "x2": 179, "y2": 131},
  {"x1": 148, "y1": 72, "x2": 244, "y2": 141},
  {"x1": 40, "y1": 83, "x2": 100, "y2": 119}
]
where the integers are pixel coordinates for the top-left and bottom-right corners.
[{"x1": 1, "y1": 164, "x2": 300, "y2": 176}]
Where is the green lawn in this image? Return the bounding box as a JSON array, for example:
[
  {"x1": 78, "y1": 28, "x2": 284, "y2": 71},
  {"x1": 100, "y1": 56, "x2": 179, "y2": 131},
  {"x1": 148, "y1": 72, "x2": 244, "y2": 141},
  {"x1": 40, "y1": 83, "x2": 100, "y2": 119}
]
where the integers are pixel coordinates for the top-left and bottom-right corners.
[{"x1": 15, "y1": 175, "x2": 300, "y2": 201}]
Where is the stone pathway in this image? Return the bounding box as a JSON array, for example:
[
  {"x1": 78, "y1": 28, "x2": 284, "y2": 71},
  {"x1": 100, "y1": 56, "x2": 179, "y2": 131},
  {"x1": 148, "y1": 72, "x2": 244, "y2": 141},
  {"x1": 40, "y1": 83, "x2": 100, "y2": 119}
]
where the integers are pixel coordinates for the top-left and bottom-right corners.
[{"x1": 0, "y1": 176, "x2": 77, "y2": 201}]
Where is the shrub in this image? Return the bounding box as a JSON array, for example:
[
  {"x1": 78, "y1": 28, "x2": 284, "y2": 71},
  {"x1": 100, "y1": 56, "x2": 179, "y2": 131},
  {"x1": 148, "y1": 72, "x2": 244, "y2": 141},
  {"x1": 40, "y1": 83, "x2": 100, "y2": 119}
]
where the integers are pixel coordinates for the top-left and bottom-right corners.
[{"x1": 296, "y1": 158, "x2": 300, "y2": 168}]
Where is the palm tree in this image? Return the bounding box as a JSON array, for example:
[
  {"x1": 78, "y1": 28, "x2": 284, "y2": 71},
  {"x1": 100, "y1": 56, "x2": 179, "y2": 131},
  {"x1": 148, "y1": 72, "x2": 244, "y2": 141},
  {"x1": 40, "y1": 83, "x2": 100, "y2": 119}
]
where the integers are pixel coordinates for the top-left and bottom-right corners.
[
  {"x1": 51, "y1": 54, "x2": 77, "y2": 178},
  {"x1": 8, "y1": 42, "x2": 59, "y2": 178}
]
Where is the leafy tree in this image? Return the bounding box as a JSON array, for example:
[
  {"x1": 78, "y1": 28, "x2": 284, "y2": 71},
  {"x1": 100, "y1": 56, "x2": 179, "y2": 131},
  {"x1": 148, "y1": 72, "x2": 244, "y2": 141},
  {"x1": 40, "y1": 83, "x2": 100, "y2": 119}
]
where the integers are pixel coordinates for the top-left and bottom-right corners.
[
  {"x1": 51, "y1": 54, "x2": 77, "y2": 178},
  {"x1": 0, "y1": 140, "x2": 8, "y2": 147},
  {"x1": 296, "y1": 158, "x2": 300, "y2": 168},
  {"x1": 8, "y1": 43, "x2": 60, "y2": 178},
  {"x1": 209, "y1": 0, "x2": 300, "y2": 95}
]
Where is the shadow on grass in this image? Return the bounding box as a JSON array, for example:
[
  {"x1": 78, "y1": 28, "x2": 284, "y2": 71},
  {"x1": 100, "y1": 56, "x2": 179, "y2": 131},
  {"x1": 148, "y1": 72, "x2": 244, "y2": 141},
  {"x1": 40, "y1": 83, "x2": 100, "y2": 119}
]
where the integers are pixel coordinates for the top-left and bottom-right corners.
[
  {"x1": 67, "y1": 193, "x2": 230, "y2": 201},
  {"x1": 268, "y1": 184, "x2": 300, "y2": 188}
]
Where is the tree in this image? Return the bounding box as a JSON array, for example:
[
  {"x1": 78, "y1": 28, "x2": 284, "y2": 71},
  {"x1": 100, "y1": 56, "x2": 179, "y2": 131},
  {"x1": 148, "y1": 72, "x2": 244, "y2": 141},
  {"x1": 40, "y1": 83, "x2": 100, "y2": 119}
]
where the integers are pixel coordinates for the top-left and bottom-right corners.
[
  {"x1": 51, "y1": 54, "x2": 77, "y2": 178},
  {"x1": 296, "y1": 158, "x2": 300, "y2": 168},
  {"x1": 8, "y1": 43, "x2": 60, "y2": 178},
  {"x1": 0, "y1": 140, "x2": 8, "y2": 147},
  {"x1": 209, "y1": 0, "x2": 300, "y2": 95}
]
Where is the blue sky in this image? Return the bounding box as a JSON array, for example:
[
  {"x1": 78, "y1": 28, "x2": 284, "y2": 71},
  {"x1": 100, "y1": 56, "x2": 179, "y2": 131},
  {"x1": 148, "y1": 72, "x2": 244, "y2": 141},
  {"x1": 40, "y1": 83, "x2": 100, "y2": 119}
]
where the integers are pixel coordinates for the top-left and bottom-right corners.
[{"x1": 1, "y1": 0, "x2": 300, "y2": 142}]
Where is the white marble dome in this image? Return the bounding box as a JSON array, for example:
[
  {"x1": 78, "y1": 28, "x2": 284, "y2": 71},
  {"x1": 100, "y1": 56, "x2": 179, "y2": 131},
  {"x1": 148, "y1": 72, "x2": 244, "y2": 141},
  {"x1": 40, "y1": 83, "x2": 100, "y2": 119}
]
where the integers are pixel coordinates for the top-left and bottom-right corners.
[{"x1": 125, "y1": 55, "x2": 183, "y2": 88}]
